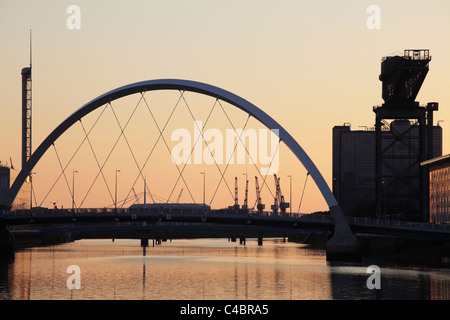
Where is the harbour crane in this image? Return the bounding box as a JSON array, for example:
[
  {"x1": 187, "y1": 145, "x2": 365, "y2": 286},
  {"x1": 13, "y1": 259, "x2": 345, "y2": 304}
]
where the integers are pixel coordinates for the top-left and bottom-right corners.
[
  {"x1": 242, "y1": 178, "x2": 249, "y2": 213},
  {"x1": 233, "y1": 177, "x2": 239, "y2": 212},
  {"x1": 279, "y1": 182, "x2": 290, "y2": 215},
  {"x1": 255, "y1": 176, "x2": 265, "y2": 215},
  {"x1": 271, "y1": 174, "x2": 280, "y2": 215},
  {"x1": 272, "y1": 174, "x2": 290, "y2": 216}
]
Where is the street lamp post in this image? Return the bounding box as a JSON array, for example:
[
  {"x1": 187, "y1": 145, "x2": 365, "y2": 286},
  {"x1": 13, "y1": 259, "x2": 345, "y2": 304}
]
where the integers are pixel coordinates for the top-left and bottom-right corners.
[
  {"x1": 30, "y1": 172, "x2": 36, "y2": 211},
  {"x1": 287, "y1": 174, "x2": 292, "y2": 216},
  {"x1": 200, "y1": 171, "x2": 205, "y2": 213},
  {"x1": 72, "y1": 169, "x2": 78, "y2": 213},
  {"x1": 243, "y1": 172, "x2": 248, "y2": 202},
  {"x1": 115, "y1": 169, "x2": 121, "y2": 211}
]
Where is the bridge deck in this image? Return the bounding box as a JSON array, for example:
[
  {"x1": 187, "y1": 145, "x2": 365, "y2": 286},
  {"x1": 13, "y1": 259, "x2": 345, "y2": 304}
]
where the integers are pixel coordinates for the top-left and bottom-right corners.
[{"x1": 2, "y1": 210, "x2": 450, "y2": 242}]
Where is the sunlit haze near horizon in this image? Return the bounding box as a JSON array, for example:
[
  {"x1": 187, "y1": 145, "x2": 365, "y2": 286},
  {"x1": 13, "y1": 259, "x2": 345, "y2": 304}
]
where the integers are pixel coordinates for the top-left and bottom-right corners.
[{"x1": 1, "y1": 0, "x2": 449, "y2": 212}]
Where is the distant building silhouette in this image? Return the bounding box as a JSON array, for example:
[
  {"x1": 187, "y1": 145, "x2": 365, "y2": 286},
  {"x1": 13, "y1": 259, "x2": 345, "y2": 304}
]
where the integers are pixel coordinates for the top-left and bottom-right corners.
[
  {"x1": 333, "y1": 49, "x2": 443, "y2": 221},
  {"x1": 0, "y1": 164, "x2": 31, "y2": 211},
  {"x1": 332, "y1": 121, "x2": 442, "y2": 219}
]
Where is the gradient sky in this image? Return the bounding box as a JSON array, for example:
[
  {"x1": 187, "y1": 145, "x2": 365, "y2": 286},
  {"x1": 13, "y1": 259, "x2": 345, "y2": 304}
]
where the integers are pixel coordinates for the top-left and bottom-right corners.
[{"x1": 1, "y1": 0, "x2": 449, "y2": 212}]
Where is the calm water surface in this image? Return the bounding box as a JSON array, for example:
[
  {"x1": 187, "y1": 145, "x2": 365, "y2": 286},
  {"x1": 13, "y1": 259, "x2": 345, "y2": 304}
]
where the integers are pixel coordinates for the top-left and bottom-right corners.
[{"x1": 1, "y1": 238, "x2": 450, "y2": 300}]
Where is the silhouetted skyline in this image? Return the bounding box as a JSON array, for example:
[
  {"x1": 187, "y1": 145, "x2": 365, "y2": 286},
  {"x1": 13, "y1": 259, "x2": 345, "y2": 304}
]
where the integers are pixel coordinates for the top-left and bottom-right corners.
[{"x1": 1, "y1": 1, "x2": 449, "y2": 212}]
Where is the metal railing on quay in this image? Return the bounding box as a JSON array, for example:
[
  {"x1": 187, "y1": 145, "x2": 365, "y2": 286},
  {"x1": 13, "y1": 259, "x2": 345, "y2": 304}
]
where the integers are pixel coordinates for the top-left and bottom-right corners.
[{"x1": 346, "y1": 216, "x2": 450, "y2": 232}]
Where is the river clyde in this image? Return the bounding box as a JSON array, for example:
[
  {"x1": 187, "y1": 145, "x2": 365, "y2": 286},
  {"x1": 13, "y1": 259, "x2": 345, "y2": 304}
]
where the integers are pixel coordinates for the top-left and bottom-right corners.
[{"x1": 1, "y1": 238, "x2": 450, "y2": 300}]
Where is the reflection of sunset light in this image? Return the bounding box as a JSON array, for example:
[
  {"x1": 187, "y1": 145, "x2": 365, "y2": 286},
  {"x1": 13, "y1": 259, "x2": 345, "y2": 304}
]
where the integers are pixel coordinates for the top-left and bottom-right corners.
[
  {"x1": 7, "y1": 239, "x2": 332, "y2": 300},
  {"x1": 7, "y1": 239, "x2": 450, "y2": 300}
]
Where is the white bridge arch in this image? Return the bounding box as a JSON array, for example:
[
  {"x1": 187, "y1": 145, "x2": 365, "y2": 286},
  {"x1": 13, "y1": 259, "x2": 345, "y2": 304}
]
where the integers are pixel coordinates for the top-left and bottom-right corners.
[{"x1": 4, "y1": 79, "x2": 360, "y2": 258}]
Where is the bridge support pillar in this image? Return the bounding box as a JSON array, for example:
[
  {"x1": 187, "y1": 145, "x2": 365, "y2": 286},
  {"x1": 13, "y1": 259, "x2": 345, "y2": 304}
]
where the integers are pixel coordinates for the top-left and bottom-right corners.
[
  {"x1": 326, "y1": 205, "x2": 361, "y2": 261},
  {"x1": 141, "y1": 238, "x2": 149, "y2": 247},
  {"x1": 0, "y1": 223, "x2": 15, "y2": 260},
  {"x1": 258, "y1": 237, "x2": 263, "y2": 246}
]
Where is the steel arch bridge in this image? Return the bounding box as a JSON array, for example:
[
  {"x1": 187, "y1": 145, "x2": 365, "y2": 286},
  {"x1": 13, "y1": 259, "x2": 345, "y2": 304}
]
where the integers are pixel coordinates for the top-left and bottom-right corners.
[{"x1": 2, "y1": 79, "x2": 360, "y2": 257}]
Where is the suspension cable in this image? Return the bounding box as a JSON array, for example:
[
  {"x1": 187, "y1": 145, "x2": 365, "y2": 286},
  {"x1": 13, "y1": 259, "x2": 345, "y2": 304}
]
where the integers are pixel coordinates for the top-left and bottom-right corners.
[
  {"x1": 165, "y1": 96, "x2": 226, "y2": 205},
  {"x1": 79, "y1": 119, "x2": 115, "y2": 206},
  {"x1": 216, "y1": 99, "x2": 278, "y2": 203},
  {"x1": 78, "y1": 98, "x2": 144, "y2": 208},
  {"x1": 208, "y1": 104, "x2": 253, "y2": 206},
  {"x1": 52, "y1": 143, "x2": 74, "y2": 208},
  {"x1": 297, "y1": 172, "x2": 310, "y2": 214},
  {"x1": 106, "y1": 94, "x2": 154, "y2": 208},
  {"x1": 38, "y1": 104, "x2": 109, "y2": 207},
  {"x1": 125, "y1": 90, "x2": 184, "y2": 205},
  {"x1": 250, "y1": 139, "x2": 281, "y2": 210},
  {"x1": 141, "y1": 90, "x2": 197, "y2": 204}
]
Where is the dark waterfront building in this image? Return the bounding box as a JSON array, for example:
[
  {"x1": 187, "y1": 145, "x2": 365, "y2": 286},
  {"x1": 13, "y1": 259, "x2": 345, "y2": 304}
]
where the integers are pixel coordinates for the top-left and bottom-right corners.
[
  {"x1": 421, "y1": 155, "x2": 450, "y2": 224},
  {"x1": 333, "y1": 121, "x2": 442, "y2": 218},
  {"x1": 0, "y1": 164, "x2": 31, "y2": 211},
  {"x1": 333, "y1": 49, "x2": 443, "y2": 221},
  {"x1": 332, "y1": 124, "x2": 376, "y2": 216}
]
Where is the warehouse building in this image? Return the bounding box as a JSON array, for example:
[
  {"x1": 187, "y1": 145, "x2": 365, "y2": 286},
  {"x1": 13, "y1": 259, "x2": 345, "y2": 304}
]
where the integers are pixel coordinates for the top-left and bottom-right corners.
[{"x1": 421, "y1": 155, "x2": 450, "y2": 224}]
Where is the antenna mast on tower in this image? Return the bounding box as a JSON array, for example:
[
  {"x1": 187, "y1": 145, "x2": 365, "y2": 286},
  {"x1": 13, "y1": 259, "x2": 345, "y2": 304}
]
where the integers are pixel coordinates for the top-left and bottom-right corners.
[{"x1": 21, "y1": 29, "x2": 32, "y2": 171}]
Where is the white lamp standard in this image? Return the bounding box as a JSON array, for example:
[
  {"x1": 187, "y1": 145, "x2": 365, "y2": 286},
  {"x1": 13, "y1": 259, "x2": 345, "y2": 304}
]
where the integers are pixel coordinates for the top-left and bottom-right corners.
[
  {"x1": 72, "y1": 169, "x2": 78, "y2": 212},
  {"x1": 115, "y1": 169, "x2": 121, "y2": 211}
]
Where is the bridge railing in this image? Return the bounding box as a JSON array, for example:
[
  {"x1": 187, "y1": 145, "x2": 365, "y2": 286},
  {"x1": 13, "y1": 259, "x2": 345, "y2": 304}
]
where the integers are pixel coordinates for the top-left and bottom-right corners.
[
  {"x1": 4, "y1": 207, "x2": 448, "y2": 233},
  {"x1": 347, "y1": 216, "x2": 450, "y2": 233}
]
